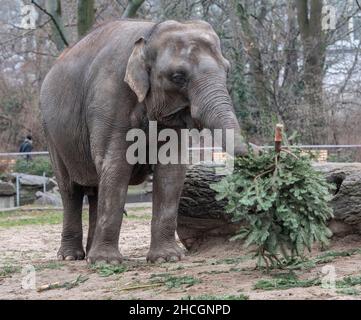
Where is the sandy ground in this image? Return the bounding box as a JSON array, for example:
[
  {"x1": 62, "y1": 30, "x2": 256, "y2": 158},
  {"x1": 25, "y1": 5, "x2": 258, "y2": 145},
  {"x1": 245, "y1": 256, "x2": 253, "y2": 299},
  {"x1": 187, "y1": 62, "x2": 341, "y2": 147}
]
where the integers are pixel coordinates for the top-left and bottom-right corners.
[{"x1": 1, "y1": 205, "x2": 361, "y2": 300}]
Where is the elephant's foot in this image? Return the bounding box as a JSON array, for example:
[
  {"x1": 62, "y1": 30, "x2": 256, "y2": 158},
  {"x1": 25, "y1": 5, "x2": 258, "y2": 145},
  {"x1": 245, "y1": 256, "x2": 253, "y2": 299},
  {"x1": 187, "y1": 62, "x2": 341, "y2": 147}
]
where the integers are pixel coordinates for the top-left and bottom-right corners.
[
  {"x1": 57, "y1": 245, "x2": 85, "y2": 261},
  {"x1": 86, "y1": 245, "x2": 123, "y2": 265},
  {"x1": 147, "y1": 242, "x2": 185, "y2": 263}
]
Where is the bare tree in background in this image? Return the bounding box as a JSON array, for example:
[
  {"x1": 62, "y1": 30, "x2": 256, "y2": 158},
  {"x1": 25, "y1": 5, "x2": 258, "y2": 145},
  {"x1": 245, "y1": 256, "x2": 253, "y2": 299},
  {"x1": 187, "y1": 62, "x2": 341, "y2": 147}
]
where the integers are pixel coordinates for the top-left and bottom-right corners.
[
  {"x1": 296, "y1": 0, "x2": 327, "y2": 144},
  {"x1": 43, "y1": 0, "x2": 68, "y2": 50},
  {"x1": 121, "y1": 0, "x2": 146, "y2": 18},
  {"x1": 230, "y1": 0, "x2": 273, "y2": 138},
  {"x1": 77, "y1": 0, "x2": 95, "y2": 39}
]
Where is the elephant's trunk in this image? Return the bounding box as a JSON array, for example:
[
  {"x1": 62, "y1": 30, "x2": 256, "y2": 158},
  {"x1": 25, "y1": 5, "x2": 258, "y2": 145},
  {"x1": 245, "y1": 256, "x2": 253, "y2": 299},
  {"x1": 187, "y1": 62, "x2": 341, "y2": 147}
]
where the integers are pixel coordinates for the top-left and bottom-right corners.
[{"x1": 189, "y1": 73, "x2": 248, "y2": 156}]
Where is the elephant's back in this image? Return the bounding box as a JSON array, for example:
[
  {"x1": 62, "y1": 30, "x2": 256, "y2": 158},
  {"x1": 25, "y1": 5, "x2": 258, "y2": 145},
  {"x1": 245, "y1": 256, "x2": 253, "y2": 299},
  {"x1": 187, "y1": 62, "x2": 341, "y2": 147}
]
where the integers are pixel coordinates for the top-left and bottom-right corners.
[
  {"x1": 40, "y1": 20, "x2": 155, "y2": 115},
  {"x1": 42, "y1": 20, "x2": 155, "y2": 91},
  {"x1": 56, "y1": 20, "x2": 155, "y2": 65}
]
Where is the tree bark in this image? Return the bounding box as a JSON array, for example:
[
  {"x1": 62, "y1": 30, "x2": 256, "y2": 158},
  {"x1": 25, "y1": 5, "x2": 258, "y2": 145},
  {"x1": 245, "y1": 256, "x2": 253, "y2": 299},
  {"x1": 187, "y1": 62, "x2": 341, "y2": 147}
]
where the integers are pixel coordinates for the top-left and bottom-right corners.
[
  {"x1": 77, "y1": 0, "x2": 95, "y2": 40},
  {"x1": 121, "y1": 0, "x2": 145, "y2": 18},
  {"x1": 44, "y1": 0, "x2": 68, "y2": 51},
  {"x1": 177, "y1": 163, "x2": 361, "y2": 250},
  {"x1": 295, "y1": 0, "x2": 327, "y2": 144}
]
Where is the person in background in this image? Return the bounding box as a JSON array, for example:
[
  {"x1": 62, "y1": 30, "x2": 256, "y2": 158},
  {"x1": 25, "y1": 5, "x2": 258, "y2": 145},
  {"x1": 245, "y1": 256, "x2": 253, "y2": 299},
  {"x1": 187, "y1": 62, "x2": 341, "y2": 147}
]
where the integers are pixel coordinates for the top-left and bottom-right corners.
[{"x1": 19, "y1": 134, "x2": 33, "y2": 161}]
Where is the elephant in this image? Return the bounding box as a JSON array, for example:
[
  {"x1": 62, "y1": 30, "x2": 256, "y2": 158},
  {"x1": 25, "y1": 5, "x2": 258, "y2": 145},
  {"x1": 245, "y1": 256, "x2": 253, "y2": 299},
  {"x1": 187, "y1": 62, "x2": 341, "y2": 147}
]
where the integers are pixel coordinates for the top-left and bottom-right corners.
[{"x1": 40, "y1": 19, "x2": 253, "y2": 265}]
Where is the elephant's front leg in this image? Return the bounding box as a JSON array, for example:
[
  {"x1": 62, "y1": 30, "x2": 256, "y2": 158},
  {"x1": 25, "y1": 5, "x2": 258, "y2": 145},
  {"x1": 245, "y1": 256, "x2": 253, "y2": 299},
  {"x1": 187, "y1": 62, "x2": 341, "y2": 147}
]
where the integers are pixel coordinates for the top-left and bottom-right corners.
[
  {"x1": 87, "y1": 160, "x2": 131, "y2": 264},
  {"x1": 147, "y1": 163, "x2": 187, "y2": 263}
]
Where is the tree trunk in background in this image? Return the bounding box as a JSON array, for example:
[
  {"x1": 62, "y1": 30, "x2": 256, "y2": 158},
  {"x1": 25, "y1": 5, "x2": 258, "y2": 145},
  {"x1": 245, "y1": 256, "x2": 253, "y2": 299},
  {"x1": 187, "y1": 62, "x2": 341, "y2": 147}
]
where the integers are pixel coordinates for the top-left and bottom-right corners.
[
  {"x1": 296, "y1": 0, "x2": 327, "y2": 144},
  {"x1": 283, "y1": 2, "x2": 299, "y2": 89},
  {"x1": 45, "y1": 0, "x2": 67, "y2": 51},
  {"x1": 227, "y1": 2, "x2": 254, "y2": 138},
  {"x1": 77, "y1": 0, "x2": 95, "y2": 40},
  {"x1": 231, "y1": 0, "x2": 273, "y2": 139},
  {"x1": 279, "y1": 1, "x2": 300, "y2": 130},
  {"x1": 121, "y1": 0, "x2": 145, "y2": 18},
  {"x1": 177, "y1": 163, "x2": 361, "y2": 251}
]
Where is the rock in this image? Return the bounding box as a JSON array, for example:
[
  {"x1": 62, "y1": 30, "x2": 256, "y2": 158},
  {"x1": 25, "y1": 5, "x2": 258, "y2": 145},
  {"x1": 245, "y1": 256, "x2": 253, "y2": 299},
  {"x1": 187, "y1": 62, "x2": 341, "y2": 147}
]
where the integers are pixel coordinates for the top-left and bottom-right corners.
[
  {"x1": 11, "y1": 173, "x2": 56, "y2": 188},
  {"x1": 34, "y1": 191, "x2": 62, "y2": 206},
  {"x1": 10, "y1": 173, "x2": 57, "y2": 205},
  {"x1": 0, "y1": 173, "x2": 13, "y2": 183},
  {"x1": 0, "y1": 181, "x2": 16, "y2": 196},
  {"x1": 177, "y1": 163, "x2": 361, "y2": 250}
]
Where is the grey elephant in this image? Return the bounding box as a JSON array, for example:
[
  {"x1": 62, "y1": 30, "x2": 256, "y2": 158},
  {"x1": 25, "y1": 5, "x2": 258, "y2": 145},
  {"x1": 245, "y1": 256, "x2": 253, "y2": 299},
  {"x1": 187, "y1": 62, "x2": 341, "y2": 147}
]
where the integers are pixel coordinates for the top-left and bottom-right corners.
[{"x1": 40, "y1": 19, "x2": 252, "y2": 264}]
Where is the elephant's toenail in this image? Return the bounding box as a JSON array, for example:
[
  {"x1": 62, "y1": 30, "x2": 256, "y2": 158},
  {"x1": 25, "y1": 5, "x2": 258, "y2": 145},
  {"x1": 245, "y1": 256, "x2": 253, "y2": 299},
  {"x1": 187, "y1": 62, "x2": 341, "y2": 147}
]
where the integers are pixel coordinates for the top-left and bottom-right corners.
[
  {"x1": 65, "y1": 256, "x2": 75, "y2": 261},
  {"x1": 57, "y1": 255, "x2": 64, "y2": 261},
  {"x1": 156, "y1": 257, "x2": 166, "y2": 263}
]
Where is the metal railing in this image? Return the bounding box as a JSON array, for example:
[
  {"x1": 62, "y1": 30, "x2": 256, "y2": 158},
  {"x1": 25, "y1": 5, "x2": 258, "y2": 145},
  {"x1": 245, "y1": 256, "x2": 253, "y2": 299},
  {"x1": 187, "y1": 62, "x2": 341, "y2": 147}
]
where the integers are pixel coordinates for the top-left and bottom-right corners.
[{"x1": 1, "y1": 145, "x2": 361, "y2": 209}]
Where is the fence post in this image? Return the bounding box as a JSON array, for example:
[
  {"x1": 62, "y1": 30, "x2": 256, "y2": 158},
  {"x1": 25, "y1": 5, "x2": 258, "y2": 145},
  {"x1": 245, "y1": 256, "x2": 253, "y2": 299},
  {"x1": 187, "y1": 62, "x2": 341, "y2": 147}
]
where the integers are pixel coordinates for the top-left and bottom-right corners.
[
  {"x1": 274, "y1": 123, "x2": 283, "y2": 154},
  {"x1": 43, "y1": 171, "x2": 46, "y2": 193},
  {"x1": 16, "y1": 175, "x2": 20, "y2": 207}
]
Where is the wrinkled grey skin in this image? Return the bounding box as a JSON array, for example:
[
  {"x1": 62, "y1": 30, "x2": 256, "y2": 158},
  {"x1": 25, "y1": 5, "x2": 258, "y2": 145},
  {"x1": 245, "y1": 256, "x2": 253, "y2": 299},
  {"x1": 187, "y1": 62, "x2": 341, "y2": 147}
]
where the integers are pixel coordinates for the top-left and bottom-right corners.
[{"x1": 40, "y1": 19, "x2": 250, "y2": 264}]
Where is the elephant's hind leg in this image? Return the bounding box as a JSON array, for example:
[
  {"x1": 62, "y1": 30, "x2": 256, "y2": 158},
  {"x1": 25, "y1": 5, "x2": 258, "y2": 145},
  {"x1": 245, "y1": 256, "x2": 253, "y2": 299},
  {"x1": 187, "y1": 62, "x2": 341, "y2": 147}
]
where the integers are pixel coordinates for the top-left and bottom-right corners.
[{"x1": 57, "y1": 184, "x2": 85, "y2": 261}]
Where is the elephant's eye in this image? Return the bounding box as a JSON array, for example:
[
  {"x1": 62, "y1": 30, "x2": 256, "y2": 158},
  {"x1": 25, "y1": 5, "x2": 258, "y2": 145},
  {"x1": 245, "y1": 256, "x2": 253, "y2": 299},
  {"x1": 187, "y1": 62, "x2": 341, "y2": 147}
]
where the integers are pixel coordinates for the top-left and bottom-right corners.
[{"x1": 170, "y1": 72, "x2": 187, "y2": 87}]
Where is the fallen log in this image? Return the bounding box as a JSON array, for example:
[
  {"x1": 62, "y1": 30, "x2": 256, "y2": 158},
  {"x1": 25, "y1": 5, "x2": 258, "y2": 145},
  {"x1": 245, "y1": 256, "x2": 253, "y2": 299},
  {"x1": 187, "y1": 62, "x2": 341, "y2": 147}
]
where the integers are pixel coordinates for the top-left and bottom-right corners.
[{"x1": 177, "y1": 162, "x2": 361, "y2": 250}]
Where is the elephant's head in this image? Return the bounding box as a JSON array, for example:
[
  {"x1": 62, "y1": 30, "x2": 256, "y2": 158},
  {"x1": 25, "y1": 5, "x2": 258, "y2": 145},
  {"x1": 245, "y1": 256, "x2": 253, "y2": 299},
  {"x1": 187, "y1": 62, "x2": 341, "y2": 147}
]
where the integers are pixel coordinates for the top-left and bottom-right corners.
[{"x1": 125, "y1": 20, "x2": 248, "y2": 156}]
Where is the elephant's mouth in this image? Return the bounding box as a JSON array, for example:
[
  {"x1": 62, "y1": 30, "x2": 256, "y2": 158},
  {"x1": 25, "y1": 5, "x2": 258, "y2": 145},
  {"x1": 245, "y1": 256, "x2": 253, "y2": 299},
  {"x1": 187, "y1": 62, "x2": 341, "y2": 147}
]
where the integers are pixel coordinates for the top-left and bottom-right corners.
[
  {"x1": 161, "y1": 104, "x2": 190, "y2": 119},
  {"x1": 158, "y1": 104, "x2": 205, "y2": 131},
  {"x1": 158, "y1": 105, "x2": 189, "y2": 127}
]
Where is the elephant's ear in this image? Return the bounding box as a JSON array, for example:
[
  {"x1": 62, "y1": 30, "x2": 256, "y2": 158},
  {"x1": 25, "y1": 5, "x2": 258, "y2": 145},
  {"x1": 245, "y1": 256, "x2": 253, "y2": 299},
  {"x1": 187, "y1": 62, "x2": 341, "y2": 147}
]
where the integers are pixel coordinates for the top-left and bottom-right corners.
[{"x1": 125, "y1": 38, "x2": 149, "y2": 103}]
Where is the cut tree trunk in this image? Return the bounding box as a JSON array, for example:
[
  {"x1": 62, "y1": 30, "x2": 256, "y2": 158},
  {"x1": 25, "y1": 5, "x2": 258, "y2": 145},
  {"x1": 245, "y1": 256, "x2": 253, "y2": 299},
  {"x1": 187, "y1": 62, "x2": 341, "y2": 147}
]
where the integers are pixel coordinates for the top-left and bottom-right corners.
[{"x1": 177, "y1": 163, "x2": 361, "y2": 250}]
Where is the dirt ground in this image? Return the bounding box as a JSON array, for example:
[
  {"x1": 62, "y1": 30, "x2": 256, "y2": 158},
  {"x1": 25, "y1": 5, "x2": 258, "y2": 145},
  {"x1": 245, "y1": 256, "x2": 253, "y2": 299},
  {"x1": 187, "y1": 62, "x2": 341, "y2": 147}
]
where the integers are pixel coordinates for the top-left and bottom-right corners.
[{"x1": 1, "y1": 204, "x2": 361, "y2": 300}]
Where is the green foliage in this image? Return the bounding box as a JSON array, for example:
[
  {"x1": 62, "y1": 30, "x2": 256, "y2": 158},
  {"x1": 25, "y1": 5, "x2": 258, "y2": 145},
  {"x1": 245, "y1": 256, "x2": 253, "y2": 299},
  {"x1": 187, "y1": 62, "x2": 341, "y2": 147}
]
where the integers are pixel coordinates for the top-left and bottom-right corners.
[
  {"x1": 35, "y1": 261, "x2": 65, "y2": 271},
  {"x1": 39, "y1": 275, "x2": 89, "y2": 291},
  {"x1": 182, "y1": 294, "x2": 249, "y2": 300},
  {"x1": 285, "y1": 249, "x2": 361, "y2": 271},
  {"x1": 254, "y1": 272, "x2": 361, "y2": 292},
  {"x1": 15, "y1": 156, "x2": 54, "y2": 177},
  {"x1": 91, "y1": 263, "x2": 127, "y2": 277},
  {"x1": 164, "y1": 275, "x2": 201, "y2": 289},
  {"x1": 0, "y1": 265, "x2": 20, "y2": 277},
  {"x1": 198, "y1": 270, "x2": 230, "y2": 275},
  {"x1": 0, "y1": 210, "x2": 63, "y2": 227},
  {"x1": 211, "y1": 148, "x2": 334, "y2": 268},
  {"x1": 336, "y1": 274, "x2": 361, "y2": 288},
  {"x1": 170, "y1": 265, "x2": 185, "y2": 271},
  {"x1": 63, "y1": 275, "x2": 89, "y2": 290},
  {"x1": 149, "y1": 272, "x2": 171, "y2": 279},
  {"x1": 1, "y1": 96, "x2": 22, "y2": 113},
  {"x1": 213, "y1": 255, "x2": 252, "y2": 265},
  {"x1": 254, "y1": 273, "x2": 321, "y2": 290},
  {"x1": 336, "y1": 288, "x2": 360, "y2": 296},
  {"x1": 151, "y1": 274, "x2": 201, "y2": 289}
]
